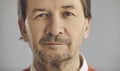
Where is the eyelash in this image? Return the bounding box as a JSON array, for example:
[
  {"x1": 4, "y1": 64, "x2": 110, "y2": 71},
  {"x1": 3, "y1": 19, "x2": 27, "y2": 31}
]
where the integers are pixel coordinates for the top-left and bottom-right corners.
[
  {"x1": 63, "y1": 12, "x2": 75, "y2": 17},
  {"x1": 34, "y1": 13, "x2": 48, "y2": 19}
]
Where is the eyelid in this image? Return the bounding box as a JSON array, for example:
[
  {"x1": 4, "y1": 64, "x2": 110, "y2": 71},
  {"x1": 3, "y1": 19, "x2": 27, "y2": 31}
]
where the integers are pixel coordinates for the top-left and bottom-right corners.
[
  {"x1": 33, "y1": 12, "x2": 48, "y2": 20},
  {"x1": 68, "y1": 12, "x2": 75, "y2": 16},
  {"x1": 63, "y1": 11, "x2": 76, "y2": 17}
]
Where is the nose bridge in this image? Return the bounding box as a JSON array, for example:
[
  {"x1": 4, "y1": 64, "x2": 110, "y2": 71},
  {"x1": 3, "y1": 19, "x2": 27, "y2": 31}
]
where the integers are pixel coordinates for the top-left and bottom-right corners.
[
  {"x1": 52, "y1": 14, "x2": 61, "y2": 29},
  {"x1": 46, "y1": 13, "x2": 64, "y2": 35}
]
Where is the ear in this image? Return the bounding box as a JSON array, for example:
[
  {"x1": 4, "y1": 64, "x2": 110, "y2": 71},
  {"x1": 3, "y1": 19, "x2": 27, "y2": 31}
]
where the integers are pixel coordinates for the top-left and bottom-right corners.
[
  {"x1": 18, "y1": 20, "x2": 29, "y2": 42},
  {"x1": 83, "y1": 19, "x2": 91, "y2": 39}
]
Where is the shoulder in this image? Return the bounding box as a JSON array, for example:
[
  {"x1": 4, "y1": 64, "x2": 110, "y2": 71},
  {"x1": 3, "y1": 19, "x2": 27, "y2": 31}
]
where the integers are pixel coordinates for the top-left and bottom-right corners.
[{"x1": 88, "y1": 65, "x2": 96, "y2": 71}]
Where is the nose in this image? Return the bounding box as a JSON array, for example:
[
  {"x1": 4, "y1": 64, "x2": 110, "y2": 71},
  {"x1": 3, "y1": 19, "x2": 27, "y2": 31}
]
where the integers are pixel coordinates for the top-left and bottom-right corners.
[{"x1": 46, "y1": 15, "x2": 64, "y2": 36}]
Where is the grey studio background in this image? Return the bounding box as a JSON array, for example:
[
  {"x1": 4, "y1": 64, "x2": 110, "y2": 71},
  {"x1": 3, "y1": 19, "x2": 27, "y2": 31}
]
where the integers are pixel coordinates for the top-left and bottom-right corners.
[{"x1": 0, "y1": 0, "x2": 120, "y2": 71}]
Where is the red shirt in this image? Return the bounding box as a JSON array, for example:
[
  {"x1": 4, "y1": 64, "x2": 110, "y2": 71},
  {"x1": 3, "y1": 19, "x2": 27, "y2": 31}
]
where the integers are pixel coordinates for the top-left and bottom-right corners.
[{"x1": 23, "y1": 66, "x2": 96, "y2": 71}]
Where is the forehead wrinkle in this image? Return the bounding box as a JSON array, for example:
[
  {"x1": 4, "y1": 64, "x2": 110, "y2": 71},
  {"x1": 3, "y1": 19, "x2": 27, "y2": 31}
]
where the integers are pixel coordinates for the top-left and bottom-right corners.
[
  {"x1": 49, "y1": 5, "x2": 75, "y2": 13},
  {"x1": 61, "y1": 5, "x2": 75, "y2": 9},
  {"x1": 28, "y1": 0, "x2": 82, "y2": 13},
  {"x1": 46, "y1": 0, "x2": 75, "y2": 11}
]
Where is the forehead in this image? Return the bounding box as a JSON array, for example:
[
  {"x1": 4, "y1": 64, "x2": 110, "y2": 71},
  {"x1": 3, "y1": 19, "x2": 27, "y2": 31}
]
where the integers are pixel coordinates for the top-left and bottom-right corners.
[{"x1": 27, "y1": 0, "x2": 82, "y2": 10}]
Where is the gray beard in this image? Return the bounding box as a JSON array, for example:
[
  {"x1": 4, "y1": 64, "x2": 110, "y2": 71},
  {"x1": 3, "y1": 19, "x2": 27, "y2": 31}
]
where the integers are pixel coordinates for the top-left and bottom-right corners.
[
  {"x1": 33, "y1": 33, "x2": 73, "y2": 71},
  {"x1": 33, "y1": 50, "x2": 72, "y2": 71}
]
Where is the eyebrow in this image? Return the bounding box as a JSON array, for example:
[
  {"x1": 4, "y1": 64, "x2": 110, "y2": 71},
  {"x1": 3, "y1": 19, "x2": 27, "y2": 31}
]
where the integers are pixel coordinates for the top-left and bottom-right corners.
[
  {"x1": 32, "y1": 8, "x2": 47, "y2": 13},
  {"x1": 32, "y1": 5, "x2": 75, "y2": 13}
]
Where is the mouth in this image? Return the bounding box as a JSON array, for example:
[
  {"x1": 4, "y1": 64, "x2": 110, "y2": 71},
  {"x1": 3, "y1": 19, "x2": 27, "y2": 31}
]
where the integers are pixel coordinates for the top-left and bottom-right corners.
[{"x1": 43, "y1": 42, "x2": 64, "y2": 45}]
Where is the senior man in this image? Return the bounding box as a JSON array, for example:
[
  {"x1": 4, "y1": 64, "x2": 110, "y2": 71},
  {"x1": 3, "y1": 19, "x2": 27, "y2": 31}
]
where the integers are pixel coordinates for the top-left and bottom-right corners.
[{"x1": 17, "y1": 0, "x2": 96, "y2": 71}]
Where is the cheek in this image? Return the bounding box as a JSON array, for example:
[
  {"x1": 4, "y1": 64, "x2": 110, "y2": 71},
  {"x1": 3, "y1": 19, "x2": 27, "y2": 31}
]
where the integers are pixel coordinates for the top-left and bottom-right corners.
[
  {"x1": 28, "y1": 20, "x2": 47, "y2": 48},
  {"x1": 67, "y1": 21, "x2": 84, "y2": 39},
  {"x1": 66, "y1": 21, "x2": 85, "y2": 51},
  {"x1": 71, "y1": 28, "x2": 83, "y2": 47},
  {"x1": 69, "y1": 29, "x2": 83, "y2": 55}
]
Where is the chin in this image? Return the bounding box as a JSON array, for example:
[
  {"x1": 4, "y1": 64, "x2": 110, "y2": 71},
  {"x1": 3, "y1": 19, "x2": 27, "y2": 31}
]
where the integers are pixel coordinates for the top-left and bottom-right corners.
[{"x1": 36, "y1": 45, "x2": 72, "y2": 64}]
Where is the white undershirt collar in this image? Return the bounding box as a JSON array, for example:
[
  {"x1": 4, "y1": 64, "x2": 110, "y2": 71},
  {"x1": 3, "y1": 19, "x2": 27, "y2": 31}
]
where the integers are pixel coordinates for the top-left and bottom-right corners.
[{"x1": 79, "y1": 54, "x2": 88, "y2": 71}]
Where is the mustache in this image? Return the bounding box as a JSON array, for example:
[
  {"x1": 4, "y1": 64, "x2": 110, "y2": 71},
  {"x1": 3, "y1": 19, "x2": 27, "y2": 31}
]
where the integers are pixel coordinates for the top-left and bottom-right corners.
[{"x1": 39, "y1": 34, "x2": 71, "y2": 45}]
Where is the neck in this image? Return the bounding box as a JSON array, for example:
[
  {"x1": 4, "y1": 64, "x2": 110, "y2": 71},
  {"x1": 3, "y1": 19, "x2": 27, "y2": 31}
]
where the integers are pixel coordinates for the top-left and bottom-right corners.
[{"x1": 33, "y1": 52, "x2": 80, "y2": 71}]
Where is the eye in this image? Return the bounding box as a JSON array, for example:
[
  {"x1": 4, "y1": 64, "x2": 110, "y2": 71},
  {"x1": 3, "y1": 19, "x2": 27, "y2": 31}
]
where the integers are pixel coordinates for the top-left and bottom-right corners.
[
  {"x1": 63, "y1": 12, "x2": 75, "y2": 17},
  {"x1": 39, "y1": 13, "x2": 48, "y2": 17},
  {"x1": 34, "y1": 13, "x2": 48, "y2": 19}
]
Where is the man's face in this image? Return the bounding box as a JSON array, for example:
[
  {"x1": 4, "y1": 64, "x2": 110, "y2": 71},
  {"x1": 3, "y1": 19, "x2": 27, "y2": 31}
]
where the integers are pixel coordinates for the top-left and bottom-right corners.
[{"x1": 21, "y1": 0, "x2": 90, "y2": 63}]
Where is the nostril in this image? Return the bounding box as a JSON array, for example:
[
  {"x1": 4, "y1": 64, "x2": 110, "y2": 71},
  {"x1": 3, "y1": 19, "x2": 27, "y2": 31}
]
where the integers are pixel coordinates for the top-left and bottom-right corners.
[
  {"x1": 59, "y1": 32, "x2": 63, "y2": 34},
  {"x1": 47, "y1": 32, "x2": 53, "y2": 36}
]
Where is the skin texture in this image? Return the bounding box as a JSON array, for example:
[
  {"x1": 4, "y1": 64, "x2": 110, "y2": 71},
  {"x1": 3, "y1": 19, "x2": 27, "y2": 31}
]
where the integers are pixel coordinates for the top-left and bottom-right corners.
[{"x1": 19, "y1": 0, "x2": 90, "y2": 71}]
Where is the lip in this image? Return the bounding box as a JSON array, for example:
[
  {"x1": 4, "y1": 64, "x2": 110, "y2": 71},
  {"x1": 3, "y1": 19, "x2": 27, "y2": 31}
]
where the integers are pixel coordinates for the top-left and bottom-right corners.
[{"x1": 43, "y1": 42, "x2": 63, "y2": 45}]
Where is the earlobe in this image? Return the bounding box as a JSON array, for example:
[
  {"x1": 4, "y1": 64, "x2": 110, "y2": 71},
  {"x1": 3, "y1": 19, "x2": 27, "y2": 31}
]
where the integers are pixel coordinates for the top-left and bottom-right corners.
[
  {"x1": 18, "y1": 20, "x2": 29, "y2": 42},
  {"x1": 83, "y1": 19, "x2": 91, "y2": 39}
]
